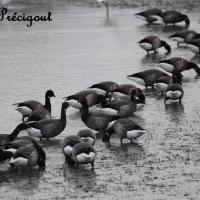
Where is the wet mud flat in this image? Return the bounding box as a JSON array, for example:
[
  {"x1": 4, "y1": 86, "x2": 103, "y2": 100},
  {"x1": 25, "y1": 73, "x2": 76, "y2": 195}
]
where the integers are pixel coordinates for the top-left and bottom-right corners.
[{"x1": 0, "y1": 0, "x2": 200, "y2": 200}]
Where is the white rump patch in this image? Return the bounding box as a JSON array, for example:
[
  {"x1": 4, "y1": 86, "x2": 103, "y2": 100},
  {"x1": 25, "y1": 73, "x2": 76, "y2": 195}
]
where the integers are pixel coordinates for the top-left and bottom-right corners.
[
  {"x1": 107, "y1": 120, "x2": 116, "y2": 129},
  {"x1": 187, "y1": 44, "x2": 199, "y2": 54},
  {"x1": 112, "y1": 92, "x2": 126, "y2": 100},
  {"x1": 28, "y1": 128, "x2": 42, "y2": 138},
  {"x1": 139, "y1": 43, "x2": 152, "y2": 51},
  {"x1": 159, "y1": 63, "x2": 174, "y2": 73},
  {"x1": 5, "y1": 148, "x2": 17, "y2": 154},
  {"x1": 127, "y1": 77, "x2": 145, "y2": 86},
  {"x1": 166, "y1": 91, "x2": 182, "y2": 100},
  {"x1": 63, "y1": 145, "x2": 73, "y2": 156},
  {"x1": 154, "y1": 83, "x2": 168, "y2": 92},
  {"x1": 76, "y1": 152, "x2": 95, "y2": 163},
  {"x1": 68, "y1": 100, "x2": 82, "y2": 109},
  {"x1": 171, "y1": 37, "x2": 184, "y2": 43},
  {"x1": 100, "y1": 108, "x2": 118, "y2": 116},
  {"x1": 16, "y1": 106, "x2": 32, "y2": 116},
  {"x1": 126, "y1": 130, "x2": 146, "y2": 139},
  {"x1": 10, "y1": 157, "x2": 28, "y2": 167}
]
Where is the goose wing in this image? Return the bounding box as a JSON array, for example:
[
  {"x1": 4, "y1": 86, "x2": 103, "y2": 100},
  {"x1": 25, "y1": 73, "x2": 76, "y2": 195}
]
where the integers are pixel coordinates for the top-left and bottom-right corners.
[{"x1": 14, "y1": 100, "x2": 43, "y2": 110}]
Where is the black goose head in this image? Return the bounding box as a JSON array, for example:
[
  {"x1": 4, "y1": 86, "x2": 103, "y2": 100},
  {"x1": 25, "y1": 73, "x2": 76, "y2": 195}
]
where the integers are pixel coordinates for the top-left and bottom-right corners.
[
  {"x1": 136, "y1": 88, "x2": 146, "y2": 103},
  {"x1": 79, "y1": 97, "x2": 88, "y2": 106},
  {"x1": 62, "y1": 102, "x2": 70, "y2": 111},
  {"x1": 102, "y1": 133, "x2": 111, "y2": 143},
  {"x1": 46, "y1": 90, "x2": 56, "y2": 98}
]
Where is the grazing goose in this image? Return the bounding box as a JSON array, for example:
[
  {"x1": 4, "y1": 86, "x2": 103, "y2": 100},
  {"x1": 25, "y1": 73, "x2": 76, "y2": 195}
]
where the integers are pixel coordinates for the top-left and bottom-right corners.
[
  {"x1": 64, "y1": 90, "x2": 100, "y2": 109},
  {"x1": 9, "y1": 140, "x2": 46, "y2": 168},
  {"x1": 101, "y1": 89, "x2": 144, "y2": 117},
  {"x1": 155, "y1": 10, "x2": 190, "y2": 26},
  {"x1": 110, "y1": 84, "x2": 145, "y2": 103},
  {"x1": 14, "y1": 90, "x2": 55, "y2": 122},
  {"x1": 165, "y1": 83, "x2": 184, "y2": 104},
  {"x1": 77, "y1": 129, "x2": 96, "y2": 145},
  {"x1": 102, "y1": 118, "x2": 146, "y2": 144},
  {"x1": 27, "y1": 102, "x2": 69, "y2": 140},
  {"x1": 159, "y1": 57, "x2": 200, "y2": 74},
  {"x1": 79, "y1": 97, "x2": 120, "y2": 133},
  {"x1": 72, "y1": 142, "x2": 96, "y2": 169},
  {"x1": 138, "y1": 36, "x2": 171, "y2": 55},
  {"x1": 62, "y1": 135, "x2": 82, "y2": 161},
  {"x1": 5, "y1": 136, "x2": 37, "y2": 152},
  {"x1": 169, "y1": 30, "x2": 200, "y2": 47},
  {"x1": 154, "y1": 72, "x2": 182, "y2": 95},
  {"x1": 187, "y1": 38, "x2": 200, "y2": 54},
  {"x1": 135, "y1": 8, "x2": 162, "y2": 24},
  {"x1": 0, "y1": 149, "x2": 14, "y2": 163},
  {"x1": 0, "y1": 123, "x2": 29, "y2": 147},
  {"x1": 127, "y1": 69, "x2": 170, "y2": 89},
  {"x1": 89, "y1": 81, "x2": 119, "y2": 96}
]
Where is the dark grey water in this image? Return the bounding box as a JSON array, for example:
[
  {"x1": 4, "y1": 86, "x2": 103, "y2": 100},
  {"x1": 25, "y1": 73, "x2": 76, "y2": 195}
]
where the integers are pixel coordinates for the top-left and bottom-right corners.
[{"x1": 0, "y1": 1, "x2": 200, "y2": 200}]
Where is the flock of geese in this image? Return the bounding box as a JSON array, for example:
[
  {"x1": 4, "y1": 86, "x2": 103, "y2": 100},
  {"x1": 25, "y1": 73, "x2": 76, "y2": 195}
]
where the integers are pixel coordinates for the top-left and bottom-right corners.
[{"x1": 1, "y1": 7, "x2": 200, "y2": 171}]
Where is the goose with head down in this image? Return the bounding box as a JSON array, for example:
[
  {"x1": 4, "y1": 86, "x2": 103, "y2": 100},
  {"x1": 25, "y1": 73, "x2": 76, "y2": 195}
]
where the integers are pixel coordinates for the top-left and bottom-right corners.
[
  {"x1": 77, "y1": 129, "x2": 96, "y2": 146},
  {"x1": 159, "y1": 57, "x2": 200, "y2": 75},
  {"x1": 135, "y1": 8, "x2": 162, "y2": 24},
  {"x1": 102, "y1": 118, "x2": 146, "y2": 144},
  {"x1": 72, "y1": 142, "x2": 96, "y2": 169},
  {"x1": 89, "y1": 81, "x2": 119, "y2": 96},
  {"x1": 9, "y1": 139, "x2": 46, "y2": 169},
  {"x1": 79, "y1": 97, "x2": 120, "y2": 133},
  {"x1": 127, "y1": 69, "x2": 170, "y2": 89},
  {"x1": 62, "y1": 135, "x2": 82, "y2": 163},
  {"x1": 101, "y1": 89, "x2": 145, "y2": 117},
  {"x1": 138, "y1": 36, "x2": 171, "y2": 55},
  {"x1": 64, "y1": 90, "x2": 104, "y2": 109},
  {"x1": 164, "y1": 74, "x2": 184, "y2": 104},
  {"x1": 155, "y1": 10, "x2": 190, "y2": 26},
  {"x1": 5, "y1": 136, "x2": 38, "y2": 153},
  {"x1": 109, "y1": 84, "x2": 145, "y2": 103},
  {"x1": 27, "y1": 102, "x2": 70, "y2": 141},
  {"x1": 154, "y1": 72, "x2": 182, "y2": 95},
  {"x1": 0, "y1": 123, "x2": 29, "y2": 147},
  {"x1": 169, "y1": 30, "x2": 200, "y2": 47},
  {"x1": 14, "y1": 90, "x2": 55, "y2": 122}
]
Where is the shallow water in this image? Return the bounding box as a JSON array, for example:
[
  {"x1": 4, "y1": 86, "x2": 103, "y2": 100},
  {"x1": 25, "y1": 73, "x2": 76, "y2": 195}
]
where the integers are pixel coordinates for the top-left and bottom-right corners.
[{"x1": 0, "y1": 1, "x2": 200, "y2": 200}]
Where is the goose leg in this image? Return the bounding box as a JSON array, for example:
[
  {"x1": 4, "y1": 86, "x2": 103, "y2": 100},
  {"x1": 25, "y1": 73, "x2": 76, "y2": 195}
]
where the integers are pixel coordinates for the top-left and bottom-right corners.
[
  {"x1": 164, "y1": 98, "x2": 168, "y2": 104},
  {"x1": 91, "y1": 162, "x2": 94, "y2": 170},
  {"x1": 179, "y1": 98, "x2": 182, "y2": 103},
  {"x1": 75, "y1": 163, "x2": 79, "y2": 169},
  {"x1": 120, "y1": 138, "x2": 123, "y2": 144},
  {"x1": 22, "y1": 115, "x2": 25, "y2": 122},
  {"x1": 130, "y1": 139, "x2": 133, "y2": 143}
]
